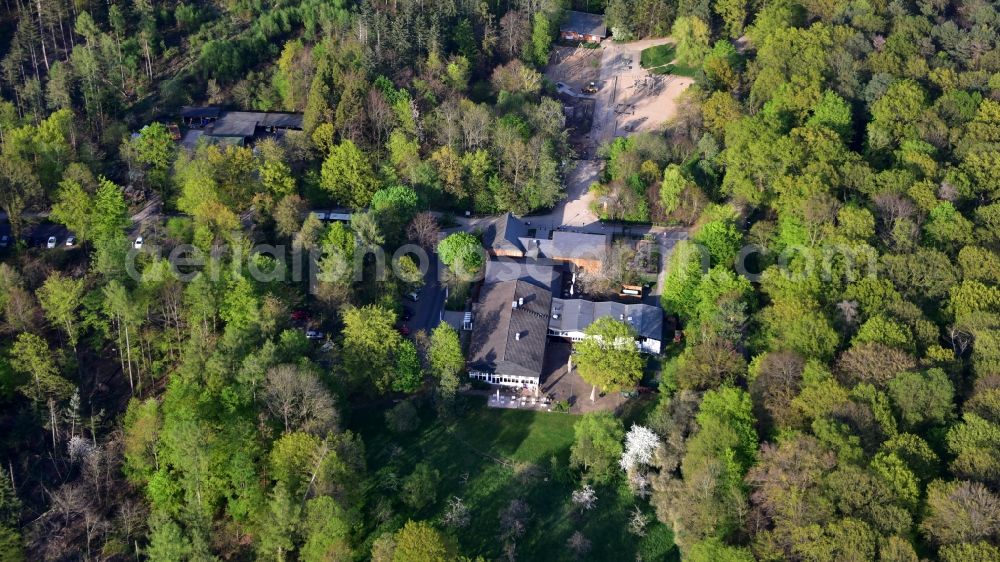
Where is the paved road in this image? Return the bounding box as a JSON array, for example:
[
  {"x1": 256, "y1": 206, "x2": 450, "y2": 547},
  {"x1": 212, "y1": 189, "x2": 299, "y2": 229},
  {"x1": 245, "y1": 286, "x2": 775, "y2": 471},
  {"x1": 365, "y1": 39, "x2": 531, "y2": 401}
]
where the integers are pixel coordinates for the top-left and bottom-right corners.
[
  {"x1": 407, "y1": 254, "x2": 447, "y2": 336},
  {"x1": 1, "y1": 194, "x2": 162, "y2": 246},
  {"x1": 552, "y1": 159, "x2": 601, "y2": 229}
]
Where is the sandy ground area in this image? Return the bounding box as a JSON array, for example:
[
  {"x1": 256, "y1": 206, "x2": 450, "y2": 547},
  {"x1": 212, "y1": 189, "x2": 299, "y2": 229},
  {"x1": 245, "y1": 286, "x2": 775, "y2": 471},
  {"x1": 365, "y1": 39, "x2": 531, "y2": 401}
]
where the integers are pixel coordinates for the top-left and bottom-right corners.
[
  {"x1": 590, "y1": 37, "x2": 694, "y2": 144},
  {"x1": 616, "y1": 74, "x2": 695, "y2": 135},
  {"x1": 545, "y1": 46, "x2": 602, "y2": 91}
]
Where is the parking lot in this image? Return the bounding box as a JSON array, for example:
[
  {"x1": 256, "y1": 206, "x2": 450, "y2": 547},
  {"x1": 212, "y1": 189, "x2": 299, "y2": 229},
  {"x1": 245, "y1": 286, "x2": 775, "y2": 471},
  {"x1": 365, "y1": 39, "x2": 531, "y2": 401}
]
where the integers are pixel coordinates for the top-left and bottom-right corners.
[{"x1": 0, "y1": 221, "x2": 75, "y2": 249}]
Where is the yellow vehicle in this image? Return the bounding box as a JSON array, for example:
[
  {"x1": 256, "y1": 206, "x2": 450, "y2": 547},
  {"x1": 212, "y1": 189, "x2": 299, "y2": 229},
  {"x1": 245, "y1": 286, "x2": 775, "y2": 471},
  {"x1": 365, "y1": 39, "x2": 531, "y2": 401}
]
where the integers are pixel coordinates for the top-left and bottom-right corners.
[{"x1": 167, "y1": 123, "x2": 182, "y2": 141}]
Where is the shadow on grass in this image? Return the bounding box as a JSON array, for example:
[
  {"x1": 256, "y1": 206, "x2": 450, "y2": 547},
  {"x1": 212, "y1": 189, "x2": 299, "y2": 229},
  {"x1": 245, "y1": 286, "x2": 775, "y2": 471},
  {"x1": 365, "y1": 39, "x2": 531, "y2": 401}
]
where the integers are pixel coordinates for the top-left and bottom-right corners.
[{"x1": 350, "y1": 396, "x2": 677, "y2": 560}]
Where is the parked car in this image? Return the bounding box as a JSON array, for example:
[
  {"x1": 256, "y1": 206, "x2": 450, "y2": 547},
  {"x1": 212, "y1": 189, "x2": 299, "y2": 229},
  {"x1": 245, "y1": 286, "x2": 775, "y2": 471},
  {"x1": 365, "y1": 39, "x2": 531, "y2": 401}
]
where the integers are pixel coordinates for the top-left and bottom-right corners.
[
  {"x1": 405, "y1": 290, "x2": 420, "y2": 302},
  {"x1": 291, "y1": 310, "x2": 310, "y2": 323},
  {"x1": 46, "y1": 236, "x2": 57, "y2": 249},
  {"x1": 133, "y1": 236, "x2": 144, "y2": 249},
  {"x1": 398, "y1": 324, "x2": 410, "y2": 336},
  {"x1": 65, "y1": 236, "x2": 76, "y2": 247},
  {"x1": 0, "y1": 235, "x2": 9, "y2": 248},
  {"x1": 305, "y1": 330, "x2": 324, "y2": 340}
]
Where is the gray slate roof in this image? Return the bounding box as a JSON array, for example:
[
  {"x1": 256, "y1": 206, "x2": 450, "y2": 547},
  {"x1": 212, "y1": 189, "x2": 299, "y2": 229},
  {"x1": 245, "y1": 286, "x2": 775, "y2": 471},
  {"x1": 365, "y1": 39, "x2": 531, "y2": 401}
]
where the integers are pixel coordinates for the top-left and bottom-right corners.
[
  {"x1": 208, "y1": 111, "x2": 304, "y2": 138},
  {"x1": 561, "y1": 11, "x2": 607, "y2": 37},
  {"x1": 520, "y1": 230, "x2": 609, "y2": 263},
  {"x1": 180, "y1": 106, "x2": 221, "y2": 119},
  {"x1": 484, "y1": 259, "x2": 561, "y2": 291},
  {"x1": 482, "y1": 212, "x2": 528, "y2": 254},
  {"x1": 550, "y1": 298, "x2": 663, "y2": 342},
  {"x1": 469, "y1": 280, "x2": 553, "y2": 379}
]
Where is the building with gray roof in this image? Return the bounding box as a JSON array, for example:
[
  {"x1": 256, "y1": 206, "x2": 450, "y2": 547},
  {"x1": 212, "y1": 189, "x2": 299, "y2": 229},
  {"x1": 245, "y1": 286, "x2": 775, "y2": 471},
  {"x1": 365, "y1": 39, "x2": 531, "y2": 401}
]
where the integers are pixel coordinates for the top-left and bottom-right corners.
[
  {"x1": 484, "y1": 258, "x2": 561, "y2": 291},
  {"x1": 519, "y1": 230, "x2": 609, "y2": 270},
  {"x1": 179, "y1": 108, "x2": 304, "y2": 146},
  {"x1": 482, "y1": 213, "x2": 609, "y2": 273},
  {"x1": 560, "y1": 11, "x2": 608, "y2": 43},
  {"x1": 468, "y1": 279, "x2": 553, "y2": 388},
  {"x1": 549, "y1": 298, "x2": 664, "y2": 354}
]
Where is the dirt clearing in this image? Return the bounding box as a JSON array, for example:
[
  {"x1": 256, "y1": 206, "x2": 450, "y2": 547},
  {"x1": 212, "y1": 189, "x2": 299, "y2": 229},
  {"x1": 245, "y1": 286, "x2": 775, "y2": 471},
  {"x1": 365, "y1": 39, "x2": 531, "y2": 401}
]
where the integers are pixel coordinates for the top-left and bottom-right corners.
[
  {"x1": 614, "y1": 73, "x2": 695, "y2": 136},
  {"x1": 546, "y1": 46, "x2": 601, "y2": 91}
]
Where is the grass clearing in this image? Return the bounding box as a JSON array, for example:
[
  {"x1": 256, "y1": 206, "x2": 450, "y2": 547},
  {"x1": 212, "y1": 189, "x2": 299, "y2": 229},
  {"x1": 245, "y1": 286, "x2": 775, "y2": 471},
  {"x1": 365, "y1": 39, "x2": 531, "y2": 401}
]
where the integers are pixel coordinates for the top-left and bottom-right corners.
[
  {"x1": 640, "y1": 44, "x2": 700, "y2": 78},
  {"x1": 350, "y1": 397, "x2": 678, "y2": 560},
  {"x1": 640, "y1": 44, "x2": 676, "y2": 69}
]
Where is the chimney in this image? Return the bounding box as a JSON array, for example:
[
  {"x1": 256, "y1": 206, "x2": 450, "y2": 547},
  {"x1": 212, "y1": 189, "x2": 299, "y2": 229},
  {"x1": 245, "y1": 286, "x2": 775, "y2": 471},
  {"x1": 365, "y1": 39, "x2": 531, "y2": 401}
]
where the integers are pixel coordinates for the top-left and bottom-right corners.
[
  {"x1": 512, "y1": 300, "x2": 518, "y2": 309},
  {"x1": 619, "y1": 314, "x2": 625, "y2": 320},
  {"x1": 515, "y1": 332, "x2": 521, "y2": 341},
  {"x1": 518, "y1": 297, "x2": 524, "y2": 306}
]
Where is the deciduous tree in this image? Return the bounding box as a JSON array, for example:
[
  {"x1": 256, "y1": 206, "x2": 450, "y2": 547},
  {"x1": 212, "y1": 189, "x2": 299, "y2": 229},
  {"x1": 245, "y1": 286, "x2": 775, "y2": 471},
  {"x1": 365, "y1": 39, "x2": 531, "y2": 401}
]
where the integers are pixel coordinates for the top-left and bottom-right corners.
[{"x1": 574, "y1": 317, "x2": 645, "y2": 393}]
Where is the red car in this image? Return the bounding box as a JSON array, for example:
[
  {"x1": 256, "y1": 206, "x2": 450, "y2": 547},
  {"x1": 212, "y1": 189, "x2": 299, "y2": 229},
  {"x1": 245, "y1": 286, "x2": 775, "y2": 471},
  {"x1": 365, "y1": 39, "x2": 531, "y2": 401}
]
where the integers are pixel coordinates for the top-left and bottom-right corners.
[
  {"x1": 398, "y1": 324, "x2": 411, "y2": 336},
  {"x1": 291, "y1": 310, "x2": 309, "y2": 323}
]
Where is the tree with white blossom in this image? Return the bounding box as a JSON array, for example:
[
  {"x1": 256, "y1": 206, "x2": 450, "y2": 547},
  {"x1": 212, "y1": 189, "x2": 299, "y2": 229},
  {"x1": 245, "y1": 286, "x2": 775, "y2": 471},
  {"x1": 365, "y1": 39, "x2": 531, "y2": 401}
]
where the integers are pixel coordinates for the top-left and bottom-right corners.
[
  {"x1": 442, "y1": 496, "x2": 470, "y2": 529},
  {"x1": 628, "y1": 470, "x2": 651, "y2": 499},
  {"x1": 571, "y1": 484, "x2": 598, "y2": 512},
  {"x1": 620, "y1": 424, "x2": 661, "y2": 472},
  {"x1": 628, "y1": 506, "x2": 650, "y2": 536}
]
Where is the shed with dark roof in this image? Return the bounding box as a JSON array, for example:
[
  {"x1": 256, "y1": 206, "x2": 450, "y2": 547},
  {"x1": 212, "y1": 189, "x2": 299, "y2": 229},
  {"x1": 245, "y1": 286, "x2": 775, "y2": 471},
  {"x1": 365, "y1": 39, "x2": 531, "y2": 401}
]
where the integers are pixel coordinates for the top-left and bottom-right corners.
[
  {"x1": 560, "y1": 11, "x2": 608, "y2": 43},
  {"x1": 180, "y1": 109, "x2": 306, "y2": 145},
  {"x1": 180, "y1": 106, "x2": 222, "y2": 120}
]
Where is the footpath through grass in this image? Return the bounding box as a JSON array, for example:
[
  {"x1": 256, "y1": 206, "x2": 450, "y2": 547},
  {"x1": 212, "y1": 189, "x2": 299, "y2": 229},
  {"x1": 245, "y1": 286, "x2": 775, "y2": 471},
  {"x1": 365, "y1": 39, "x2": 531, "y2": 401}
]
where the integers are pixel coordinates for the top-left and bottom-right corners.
[
  {"x1": 351, "y1": 397, "x2": 678, "y2": 561},
  {"x1": 639, "y1": 44, "x2": 700, "y2": 78}
]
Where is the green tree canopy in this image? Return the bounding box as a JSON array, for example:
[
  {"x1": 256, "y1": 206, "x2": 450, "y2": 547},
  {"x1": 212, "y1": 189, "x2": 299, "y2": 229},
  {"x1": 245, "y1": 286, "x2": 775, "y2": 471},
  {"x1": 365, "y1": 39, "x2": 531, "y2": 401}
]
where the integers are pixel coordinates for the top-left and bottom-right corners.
[
  {"x1": 320, "y1": 140, "x2": 380, "y2": 208},
  {"x1": 570, "y1": 411, "x2": 625, "y2": 484},
  {"x1": 574, "y1": 317, "x2": 646, "y2": 392},
  {"x1": 437, "y1": 232, "x2": 484, "y2": 279}
]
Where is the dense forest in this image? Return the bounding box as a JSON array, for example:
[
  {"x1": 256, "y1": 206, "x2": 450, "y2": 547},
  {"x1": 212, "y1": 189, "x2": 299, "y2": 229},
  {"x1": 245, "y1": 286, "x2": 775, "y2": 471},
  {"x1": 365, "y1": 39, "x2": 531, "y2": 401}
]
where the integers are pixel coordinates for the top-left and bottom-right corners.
[{"x1": 1, "y1": 0, "x2": 1000, "y2": 560}]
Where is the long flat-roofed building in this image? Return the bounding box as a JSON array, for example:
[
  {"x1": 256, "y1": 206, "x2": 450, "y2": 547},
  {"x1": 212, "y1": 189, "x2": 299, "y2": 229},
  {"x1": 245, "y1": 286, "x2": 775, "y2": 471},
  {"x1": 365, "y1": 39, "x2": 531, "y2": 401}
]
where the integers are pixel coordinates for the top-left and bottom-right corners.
[
  {"x1": 179, "y1": 107, "x2": 304, "y2": 146},
  {"x1": 549, "y1": 298, "x2": 664, "y2": 354}
]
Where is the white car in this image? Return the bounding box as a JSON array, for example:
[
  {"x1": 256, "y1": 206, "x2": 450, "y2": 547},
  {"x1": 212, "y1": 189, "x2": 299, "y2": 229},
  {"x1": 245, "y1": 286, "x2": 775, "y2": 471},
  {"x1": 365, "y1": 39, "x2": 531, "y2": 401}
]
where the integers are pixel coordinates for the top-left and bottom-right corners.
[
  {"x1": 65, "y1": 236, "x2": 76, "y2": 247},
  {"x1": 46, "y1": 236, "x2": 57, "y2": 249},
  {"x1": 305, "y1": 330, "x2": 324, "y2": 340},
  {"x1": 0, "y1": 235, "x2": 9, "y2": 248},
  {"x1": 133, "y1": 236, "x2": 144, "y2": 249},
  {"x1": 405, "y1": 291, "x2": 420, "y2": 302}
]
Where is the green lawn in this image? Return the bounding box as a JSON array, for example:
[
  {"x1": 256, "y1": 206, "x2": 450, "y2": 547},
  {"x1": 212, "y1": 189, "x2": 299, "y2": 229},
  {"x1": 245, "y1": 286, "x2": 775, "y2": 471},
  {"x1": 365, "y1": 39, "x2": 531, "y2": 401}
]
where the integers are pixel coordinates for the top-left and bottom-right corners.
[
  {"x1": 639, "y1": 44, "x2": 700, "y2": 78},
  {"x1": 350, "y1": 397, "x2": 678, "y2": 561}
]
